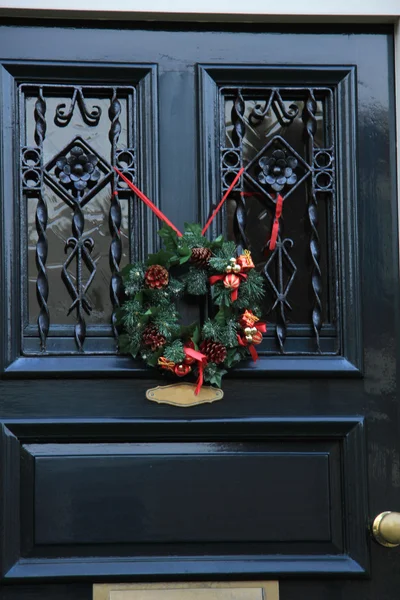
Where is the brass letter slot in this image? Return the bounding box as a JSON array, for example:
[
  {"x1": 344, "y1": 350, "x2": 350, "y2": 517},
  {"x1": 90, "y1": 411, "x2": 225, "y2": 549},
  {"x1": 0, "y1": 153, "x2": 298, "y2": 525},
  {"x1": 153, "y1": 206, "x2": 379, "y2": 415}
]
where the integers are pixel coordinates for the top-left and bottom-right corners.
[{"x1": 94, "y1": 582, "x2": 279, "y2": 600}]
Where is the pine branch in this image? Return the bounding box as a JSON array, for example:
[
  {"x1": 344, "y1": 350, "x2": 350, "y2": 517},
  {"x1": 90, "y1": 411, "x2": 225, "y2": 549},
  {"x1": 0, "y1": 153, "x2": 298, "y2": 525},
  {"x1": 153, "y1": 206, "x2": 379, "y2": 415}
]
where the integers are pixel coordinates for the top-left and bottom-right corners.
[
  {"x1": 212, "y1": 284, "x2": 232, "y2": 307},
  {"x1": 122, "y1": 263, "x2": 145, "y2": 296},
  {"x1": 185, "y1": 267, "x2": 208, "y2": 295},
  {"x1": 209, "y1": 256, "x2": 229, "y2": 273},
  {"x1": 237, "y1": 269, "x2": 265, "y2": 307},
  {"x1": 163, "y1": 339, "x2": 186, "y2": 363},
  {"x1": 203, "y1": 363, "x2": 227, "y2": 388},
  {"x1": 214, "y1": 241, "x2": 237, "y2": 260}
]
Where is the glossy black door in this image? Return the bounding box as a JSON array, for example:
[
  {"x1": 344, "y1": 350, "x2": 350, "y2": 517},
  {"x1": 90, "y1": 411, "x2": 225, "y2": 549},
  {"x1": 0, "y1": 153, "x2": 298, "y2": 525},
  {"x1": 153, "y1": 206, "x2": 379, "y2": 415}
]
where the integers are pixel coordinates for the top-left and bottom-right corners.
[{"x1": 0, "y1": 22, "x2": 398, "y2": 600}]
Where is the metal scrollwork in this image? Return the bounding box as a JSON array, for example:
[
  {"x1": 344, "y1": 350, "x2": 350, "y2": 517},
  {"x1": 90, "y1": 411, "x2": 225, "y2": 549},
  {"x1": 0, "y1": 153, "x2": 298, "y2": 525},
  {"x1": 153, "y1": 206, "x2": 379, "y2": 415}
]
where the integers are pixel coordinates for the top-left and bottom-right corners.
[
  {"x1": 221, "y1": 85, "x2": 336, "y2": 354},
  {"x1": 21, "y1": 83, "x2": 137, "y2": 355},
  {"x1": 229, "y1": 90, "x2": 248, "y2": 250},
  {"x1": 302, "y1": 89, "x2": 322, "y2": 352},
  {"x1": 55, "y1": 87, "x2": 102, "y2": 127},
  {"x1": 250, "y1": 89, "x2": 299, "y2": 127},
  {"x1": 264, "y1": 238, "x2": 297, "y2": 352},
  {"x1": 33, "y1": 88, "x2": 49, "y2": 350},
  {"x1": 109, "y1": 89, "x2": 123, "y2": 338},
  {"x1": 62, "y1": 192, "x2": 96, "y2": 352}
]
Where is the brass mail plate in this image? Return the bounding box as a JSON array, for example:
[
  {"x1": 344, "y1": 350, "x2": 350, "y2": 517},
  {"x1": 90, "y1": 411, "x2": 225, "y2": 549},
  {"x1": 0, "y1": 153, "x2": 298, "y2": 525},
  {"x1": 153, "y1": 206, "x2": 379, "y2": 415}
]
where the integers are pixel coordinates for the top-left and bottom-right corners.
[{"x1": 94, "y1": 582, "x2": 279, "y2": 600}]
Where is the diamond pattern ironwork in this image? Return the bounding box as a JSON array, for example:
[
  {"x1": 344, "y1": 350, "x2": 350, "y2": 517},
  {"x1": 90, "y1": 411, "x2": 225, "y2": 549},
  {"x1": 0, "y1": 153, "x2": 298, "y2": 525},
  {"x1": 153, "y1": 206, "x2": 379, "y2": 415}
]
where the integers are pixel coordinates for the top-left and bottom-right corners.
[
  {"x1": 44, "y1": 135, "x2": 112, "y2": 207},
  {"x1": 245, "y1": 135, "x2": 311, "y2": 202}
]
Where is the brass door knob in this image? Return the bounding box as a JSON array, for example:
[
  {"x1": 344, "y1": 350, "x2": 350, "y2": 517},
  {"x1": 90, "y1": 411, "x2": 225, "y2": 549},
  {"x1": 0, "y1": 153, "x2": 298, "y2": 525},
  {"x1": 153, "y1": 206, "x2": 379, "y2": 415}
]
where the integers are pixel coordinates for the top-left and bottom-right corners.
[{"x1": 372, "y1": 512, "x2": 400, "y2": 547}]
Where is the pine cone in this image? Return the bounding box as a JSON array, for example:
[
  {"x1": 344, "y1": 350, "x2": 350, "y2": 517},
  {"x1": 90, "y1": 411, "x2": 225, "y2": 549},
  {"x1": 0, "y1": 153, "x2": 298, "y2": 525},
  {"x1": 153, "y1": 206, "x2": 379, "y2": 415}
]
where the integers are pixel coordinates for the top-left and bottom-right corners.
[
  {"x1": 190, "y1": 247, "x2": 212, "y2": 267},
  {"x1": 142, "y1": 324, "x2": 166, "y2": 351},
  {"x1": 144, "y1": 264, "x2": 169, "y2": 289},
  {"x1": 200, "y1": 339, "x2": 227, "y2": 364}
]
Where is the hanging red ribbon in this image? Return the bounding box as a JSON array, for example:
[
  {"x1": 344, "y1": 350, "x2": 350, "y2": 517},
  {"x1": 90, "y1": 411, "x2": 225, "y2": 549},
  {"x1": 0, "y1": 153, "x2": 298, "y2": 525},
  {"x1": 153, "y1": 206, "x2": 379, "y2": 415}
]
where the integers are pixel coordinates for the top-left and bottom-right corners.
[
  {"x1": 114, "y1": 166, "x2": 244, "y2": 238},
  {"x1": 209, "y1": 273, "x2": 247, "y2": 302},
  {"x1": 202, "y1": 168, "x2": 245, "y2": 235},
  {"x1": 184, "y1": 347, "x2": 207, "y2": 395},
  {"x1": 113, "y1": 168, "x2": 183, "y2": 237},
  {"x1": 269, "y1": 194, "x2": 284, "y2": 251},
  {"x1": 237, "y1": 321, "x2": 267, "y2": 362}
]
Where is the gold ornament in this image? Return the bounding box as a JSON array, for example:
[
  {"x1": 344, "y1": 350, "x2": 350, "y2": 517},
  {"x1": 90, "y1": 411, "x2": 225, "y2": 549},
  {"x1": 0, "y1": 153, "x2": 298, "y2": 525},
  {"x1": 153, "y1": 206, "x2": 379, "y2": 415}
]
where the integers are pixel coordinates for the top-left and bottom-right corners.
[
  {"x1": 250, "y1": 327, "x2": 257, "y2": 334},
  {"x1": 230, "y1": 257, "x2": 237, "y2": 265},
  {"x1": 233, "y1": 263, "x2": 241, "y2": 274},
  {"x1": 244, "y1": 327, "x2": 252, "y2": 335},
  {"x1": 225, "y1": 265, "x2": 232, "y2": 273},
  {"x1": 245, "y1": 335, "x2": 253, "y2": 342}
]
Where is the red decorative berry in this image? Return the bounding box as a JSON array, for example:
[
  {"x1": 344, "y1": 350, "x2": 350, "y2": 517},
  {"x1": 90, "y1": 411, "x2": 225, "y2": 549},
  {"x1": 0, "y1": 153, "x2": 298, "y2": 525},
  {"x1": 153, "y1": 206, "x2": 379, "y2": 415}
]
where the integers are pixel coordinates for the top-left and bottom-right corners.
[
  {"x1": 174, "y1": 363, "x2": 192, "y2": 377},
  {"x1": 200, "y1": 339, "x2": 227, "y2": 364},
  {"x1": 183, "y1": 340, "x2": 196, "y2": 365},
  {"x1": 144, "y1": 264, "x2": 169, "y2": 289},
  {"x1": 142, "y1": 324, "x2": 166, "y2": 351}
]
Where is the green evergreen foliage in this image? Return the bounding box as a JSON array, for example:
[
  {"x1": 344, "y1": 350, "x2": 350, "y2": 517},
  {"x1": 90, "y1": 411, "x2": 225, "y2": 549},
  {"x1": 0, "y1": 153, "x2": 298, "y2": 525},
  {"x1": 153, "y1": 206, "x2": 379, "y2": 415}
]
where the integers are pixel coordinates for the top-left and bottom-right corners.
[
  {"x1": 163, "y1": 339, "x2": 186, "y2": 363},
  {"x1": 151, "y1": 305, "x2": 180, "y2": 338},
  {"x1": 168, "y1": 276, "x2": 185, "y2": 296},
  {"x1": 158, "y1": 224, "x2": 179, "y2": 252},
  {"x1": 208, "y1": 256, "x2": 230, "y2": 272},
  {"x1": 185, "y1": 267, "x2": 208, "y2": 295},
  {"x1": 212, "y1": 284, "x2": 232, "y2": 307},
  {"x1": 203, "y1": 363, "x2": 227, "y2": 388},
  {"x1": 122, "y1": 264, "x2": 145, "y2": 297},
  {"x1": 202, "y1": 318, "x2": 237, "y2": 348},
  {"x1": 214, "y1": 240, "x2": 237, "y2": 260},
  {"x1": 237, "y1": 269, "x2": 265, "y2": 307},
  {"x1": 180, "y1": 223, "x2": 211, "y2": 249}
]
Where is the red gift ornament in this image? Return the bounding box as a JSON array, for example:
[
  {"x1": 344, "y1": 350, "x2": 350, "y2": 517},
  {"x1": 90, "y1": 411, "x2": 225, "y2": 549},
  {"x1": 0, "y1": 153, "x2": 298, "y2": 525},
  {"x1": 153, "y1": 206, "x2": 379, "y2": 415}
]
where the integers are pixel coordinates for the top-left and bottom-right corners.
[
  {"x1": 174, "y1": 363, "x2": 192, "y2": 377},
  {"x1": 236, "y1": 250, "x2": 255, "y2": 272},
  {"x1": 239, "y1": 310, "x2": 260, "y2": 329}
]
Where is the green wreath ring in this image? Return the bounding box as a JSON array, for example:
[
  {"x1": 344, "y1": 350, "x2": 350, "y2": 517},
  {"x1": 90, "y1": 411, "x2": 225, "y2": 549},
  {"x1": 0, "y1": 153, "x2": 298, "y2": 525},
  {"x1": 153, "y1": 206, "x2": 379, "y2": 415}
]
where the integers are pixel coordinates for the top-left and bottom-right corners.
[{"x1": 117, "y1": 222, "x2": 267, "y2": 393}]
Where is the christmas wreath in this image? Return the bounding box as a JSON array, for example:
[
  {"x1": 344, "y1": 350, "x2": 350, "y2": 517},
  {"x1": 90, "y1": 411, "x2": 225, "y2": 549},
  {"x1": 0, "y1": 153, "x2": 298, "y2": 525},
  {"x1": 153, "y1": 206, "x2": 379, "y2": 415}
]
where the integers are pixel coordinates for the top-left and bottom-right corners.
[{"x1": 115, "y1": 167, "x2": 267, "y2": 394}]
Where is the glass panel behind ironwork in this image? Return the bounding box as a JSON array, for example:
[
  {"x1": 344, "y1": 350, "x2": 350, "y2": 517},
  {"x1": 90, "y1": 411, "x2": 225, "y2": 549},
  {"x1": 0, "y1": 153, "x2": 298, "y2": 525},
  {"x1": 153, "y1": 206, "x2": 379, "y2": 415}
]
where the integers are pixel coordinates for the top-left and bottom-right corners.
[
  {"x1": 223, "y1": 88, "x2": 337, "y2": 354},
  {"x1": 21, "y1": 85, "x2": 136, "y2": 353}
]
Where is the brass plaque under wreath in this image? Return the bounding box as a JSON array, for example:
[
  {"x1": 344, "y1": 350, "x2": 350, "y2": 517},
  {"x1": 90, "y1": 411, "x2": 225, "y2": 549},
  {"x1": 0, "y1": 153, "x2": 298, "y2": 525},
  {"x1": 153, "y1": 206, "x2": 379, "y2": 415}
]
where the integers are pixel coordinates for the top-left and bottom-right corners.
[
  {"x1": 93, "y1": 582, "x2": 279, "y2": 600},
  {"x1": 146, "y1": 382, "x2": 224, "y2": 407}
]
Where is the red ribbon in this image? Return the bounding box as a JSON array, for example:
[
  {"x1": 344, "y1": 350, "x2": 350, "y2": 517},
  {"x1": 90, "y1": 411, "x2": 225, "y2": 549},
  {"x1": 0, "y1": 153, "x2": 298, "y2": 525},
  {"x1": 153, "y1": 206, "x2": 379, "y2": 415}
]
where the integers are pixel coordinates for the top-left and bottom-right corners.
[
  {"x1": 237, "y1": 321, "x2": 267, "y2": 362},
  {"x1": 113, "y1": 167, "x2": 183, "y2": 237},
  {"x1": 184, "y1": 347, "x2": 207, "y2": 395},
  {"x1": 209, "y1": 273, "x2": 247, "y2": 302},
  {"x1": 269, "y1": 194, "x2": 284, "y2": 251},
  {"x1": 202, "y1": 168, "x2": 245, "y2": 235}
]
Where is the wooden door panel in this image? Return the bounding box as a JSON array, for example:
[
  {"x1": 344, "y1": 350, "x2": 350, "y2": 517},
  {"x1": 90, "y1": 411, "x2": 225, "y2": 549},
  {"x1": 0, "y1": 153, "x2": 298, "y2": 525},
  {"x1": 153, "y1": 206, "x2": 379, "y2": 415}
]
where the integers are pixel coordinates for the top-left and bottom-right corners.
[
  {"x1": 0, "y1": 21, "x2": 398, "y2": 600},
  {"x1": 2, "y1": 419, "x2": 367, "y2": 579}
]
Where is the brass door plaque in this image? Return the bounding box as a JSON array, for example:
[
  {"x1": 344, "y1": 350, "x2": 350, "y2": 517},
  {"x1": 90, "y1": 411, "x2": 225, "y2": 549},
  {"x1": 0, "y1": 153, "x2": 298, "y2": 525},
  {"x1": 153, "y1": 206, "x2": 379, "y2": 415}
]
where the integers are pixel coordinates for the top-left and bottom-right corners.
[
  {"x1": 94, "y1": 582, "x2": 279, "y2": 600},
  {"x1": 146, "y1": 382, "x2": 224, "y2": 407}
]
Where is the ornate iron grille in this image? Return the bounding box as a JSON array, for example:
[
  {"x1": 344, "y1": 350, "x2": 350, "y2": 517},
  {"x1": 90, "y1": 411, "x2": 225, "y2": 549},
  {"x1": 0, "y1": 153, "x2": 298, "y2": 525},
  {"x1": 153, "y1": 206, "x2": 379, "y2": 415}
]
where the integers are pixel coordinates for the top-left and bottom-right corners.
[
  {"x1": 20, "y1": 84, "x2": 138, "y2": 354},
  {"x1": 222, "y1": 87, "x2": 338, "y2": 355}
]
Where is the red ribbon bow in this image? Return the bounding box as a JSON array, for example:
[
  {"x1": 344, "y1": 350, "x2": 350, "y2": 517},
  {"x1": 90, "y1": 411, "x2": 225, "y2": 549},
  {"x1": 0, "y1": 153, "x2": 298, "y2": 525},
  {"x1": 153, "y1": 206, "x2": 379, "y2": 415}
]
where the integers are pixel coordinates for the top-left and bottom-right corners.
[
  {"x1": 237, "y1": 321, "x2": 267, "y2": 361},
  {"x1": 184, "y1": 347, "x2": 207, "y2": 395},
  {"x1": 268, "y1": 194, "x2": 284, "y2": 251},
  {"x1": 209, "y1": 273, "x2": 247, "y2": 302}
]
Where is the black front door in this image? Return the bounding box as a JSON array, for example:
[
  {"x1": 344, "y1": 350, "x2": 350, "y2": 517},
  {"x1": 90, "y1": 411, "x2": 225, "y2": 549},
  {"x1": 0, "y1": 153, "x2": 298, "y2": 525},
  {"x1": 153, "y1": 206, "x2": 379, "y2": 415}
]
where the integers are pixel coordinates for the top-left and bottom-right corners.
[{"x1": 0, "y1": 21, "x2": 399, "y2": 600}]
